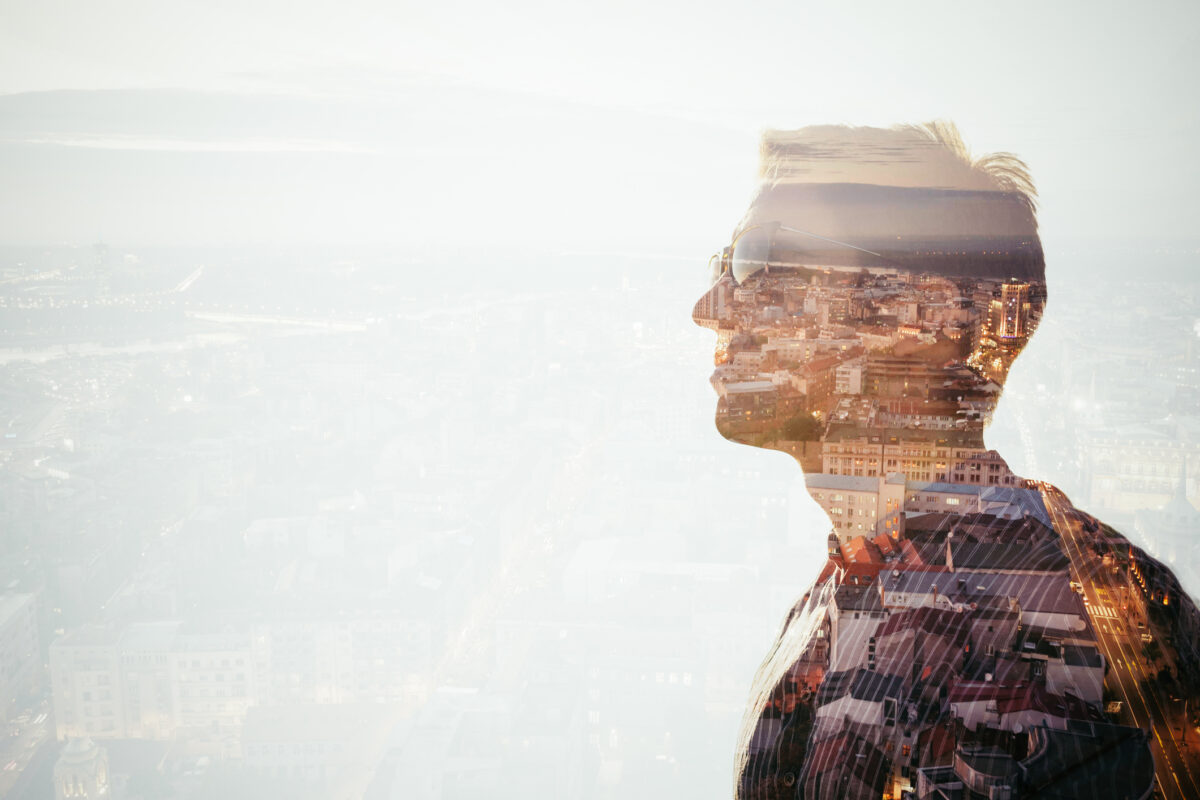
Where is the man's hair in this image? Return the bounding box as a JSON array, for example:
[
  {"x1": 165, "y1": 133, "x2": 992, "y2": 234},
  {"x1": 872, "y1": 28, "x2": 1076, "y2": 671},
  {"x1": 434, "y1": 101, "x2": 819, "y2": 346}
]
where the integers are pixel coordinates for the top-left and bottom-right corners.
[
  {"x1": 757, "y1": 120, "x2": 1038, "y2": 219},
  {"x1": 736, "y1": 121, "x2": 1045, "y2": 281}
]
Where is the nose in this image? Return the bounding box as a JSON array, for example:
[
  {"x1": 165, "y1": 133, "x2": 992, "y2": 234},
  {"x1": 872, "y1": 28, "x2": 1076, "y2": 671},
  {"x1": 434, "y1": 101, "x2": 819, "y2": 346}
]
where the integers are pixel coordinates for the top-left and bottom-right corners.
[{"x1": 692, "y1": 276, "x2": 728, "y2": 330}]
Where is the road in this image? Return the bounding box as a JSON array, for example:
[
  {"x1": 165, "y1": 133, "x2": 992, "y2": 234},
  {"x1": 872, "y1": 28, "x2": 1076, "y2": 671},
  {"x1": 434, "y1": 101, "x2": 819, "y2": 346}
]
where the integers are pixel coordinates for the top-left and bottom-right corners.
[
  {"x1": 1043, "y1": 486, "x2": 1200, "y2": 800},
  {"x1": 0, "y1": 700, "x2": 52, "y2": 799}
]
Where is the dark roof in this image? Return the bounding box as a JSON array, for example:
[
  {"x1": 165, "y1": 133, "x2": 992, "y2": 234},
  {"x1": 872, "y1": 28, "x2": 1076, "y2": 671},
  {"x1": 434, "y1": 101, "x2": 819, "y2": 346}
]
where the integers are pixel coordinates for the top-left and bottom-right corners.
[
  {"x1": 1021, "y1": 722, "x2": 1154, "y2": 800},
  {"x1": 912, "y1": 538, "x2": 1069, "y2": 573},
  {"x1": 833, "y1": 582, "x2": 884, "y2": 612},
  {"x1": 876, "y1": 606, "x2": 974, "y2": 645},
  {"x1": 801, "y1": 732, "x2": 890, "y2": 794},
  {"x1": 905, "y1": 512, "x2": 1058, "y2": 547},
  {"x1": 916, "y1": 723, "x2": 957, "y2": 767},
  {"x1": 948, "y1": 682, "x2": 1102, "y2": 721},
  {"x1": 1061, "y1": 644, "x2": 1104, "y2": 669},
  {"x1": 876, "y1": 570, "x2": 1084, "y2": 616},
  {"x1": 815, "y1": 668, "x2": 906, "y2": 706},
  {"x1": 1016, "y1": 628, "x2": 1104, "y2": 668}
]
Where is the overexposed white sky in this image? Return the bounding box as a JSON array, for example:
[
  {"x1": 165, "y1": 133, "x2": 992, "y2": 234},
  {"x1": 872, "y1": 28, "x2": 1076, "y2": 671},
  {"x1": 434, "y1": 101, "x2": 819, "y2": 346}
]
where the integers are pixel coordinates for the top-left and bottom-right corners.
[{"x1": 1, "y1": 0, "x2": 1197, "y2": 247}]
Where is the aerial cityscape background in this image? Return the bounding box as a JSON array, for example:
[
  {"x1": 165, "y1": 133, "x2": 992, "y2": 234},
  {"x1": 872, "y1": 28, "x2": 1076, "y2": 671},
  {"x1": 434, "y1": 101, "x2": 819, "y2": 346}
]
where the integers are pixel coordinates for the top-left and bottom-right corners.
[
  {"x1": 0, "y1": 238, "x2": 1198, "y2": 798},
  {"x1": 2, "y1": 1, "x2": 1199, "y2": 798}
]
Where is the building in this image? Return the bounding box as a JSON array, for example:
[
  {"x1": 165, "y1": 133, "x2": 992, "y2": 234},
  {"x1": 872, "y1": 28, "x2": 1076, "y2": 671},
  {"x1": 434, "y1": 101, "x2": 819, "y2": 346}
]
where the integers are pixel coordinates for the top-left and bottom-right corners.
[
  {"x1": 692, "y1": 271, "x2": 733, "y2": 324},
  {"x1": 873, "y1": 606, "x2": 975, "y2": 687},
  {"x1": 806, "y1": 473, "x2": 906, "y2": 542},
  {"x1": 0, "y1": 592, "x2": 39, "y2": 722},
  {"x1": 242, "y1": 703, "x2": 395, "y2": 789},
  {"x1": 873, "y1": 570, "x2": 1087, "y2": 635},
  {"x1": 171, "y1": 630, "x2": 255, "y2": 748},
  {"x1": 835, "y1": 358, "x2": 865, "y2": 395},
  {"x1": 52, "y1": 738, "x2": 109, "y2": 800},
  {"x1": 864, "y1": 356, "x2": 951, "y2": 398},
  {"x1": 906, "y1": 534, "x2": 1069, "y2": 576},
  {"x1": 916, "y1": 723, "x2": 1153, "y2": 800},
  {"x1": 903, "y1": 483, "x2": 1051, "y2": 527},
  {"x1": 947, "y1": 681, "x2": 1102, "y2": 734},
  {"x1": 813, "y1": 668, "x2": 906, "y2": 744},
  {"x1": 716, "y1": 380, "x2": 778, "y2": 424},
  {"x1": 117, "y1": 622, "x2": 179, "y2": 740},
  {"x1": 828, "y1": 583, "x2": 888, "y2": 672},
  {"x1": 821, "y1": 425, "x2": 1019, "y2": 485},
  {"x1": 50, "y1": 627, "x2": 124, "y2": 740},
  {"x1": 1080, "y1": 417, "x2": 1200, "y2": 514},
  {"x1": 800, "y1": 732, "x2": 890, "y2": 800},
  {"x1": 50, "y1": 623, "x2": 256, "y2": 749},
  {"x1": 1133, "y1": 467, "x2": 1200, "y2": 573},
  {"x1": 997, "y1": 280, "x2": 1031, "y2": 339}
]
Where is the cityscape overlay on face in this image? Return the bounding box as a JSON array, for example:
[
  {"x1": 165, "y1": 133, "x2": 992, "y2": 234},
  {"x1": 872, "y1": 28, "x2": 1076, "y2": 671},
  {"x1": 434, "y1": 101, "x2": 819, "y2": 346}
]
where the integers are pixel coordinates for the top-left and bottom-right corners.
[{"x1": 693, "y1": 125, "x2": 1200, "y2": 800}]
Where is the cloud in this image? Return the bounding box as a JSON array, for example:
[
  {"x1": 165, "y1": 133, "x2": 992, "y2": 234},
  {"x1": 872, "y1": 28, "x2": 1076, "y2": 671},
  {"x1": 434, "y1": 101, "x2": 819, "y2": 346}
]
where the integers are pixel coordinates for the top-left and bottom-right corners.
[{"x1": 15, "y1": 134, "x2": 377, "y2": 154}]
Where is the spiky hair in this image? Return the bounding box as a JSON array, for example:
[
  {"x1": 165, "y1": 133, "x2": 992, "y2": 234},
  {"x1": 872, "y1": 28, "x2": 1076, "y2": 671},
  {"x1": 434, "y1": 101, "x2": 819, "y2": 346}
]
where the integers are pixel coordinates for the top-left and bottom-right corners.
[{"x1": 756, "y1": 120, "x2": 1038, "y2": 222}]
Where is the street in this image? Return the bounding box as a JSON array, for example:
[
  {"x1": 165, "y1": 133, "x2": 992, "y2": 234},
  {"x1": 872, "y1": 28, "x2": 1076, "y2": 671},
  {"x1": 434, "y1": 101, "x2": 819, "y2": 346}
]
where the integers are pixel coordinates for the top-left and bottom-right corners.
[{"x1": 1043, "y1": 487, "x2": 1200, "y2": 800}]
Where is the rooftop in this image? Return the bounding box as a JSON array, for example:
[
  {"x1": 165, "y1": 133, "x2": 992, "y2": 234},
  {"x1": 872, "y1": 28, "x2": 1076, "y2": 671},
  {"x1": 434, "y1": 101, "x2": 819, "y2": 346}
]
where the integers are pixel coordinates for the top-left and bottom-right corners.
[
  {"x1": 1021, "y1": 722, "x2": 1153, "y2": 799},
  {"x1": 723, "y1": 380, "x2": 776, "y2": 394},
  {"x1": 801, "y1": 732, "x2": 890, "y2": 793},
  {"x1": 948, "y1": 681, "x2": 1101, "y2": 721},
  {"x1": 912, "y1": 538, "x2": 1069, "y2": 573},
  {"x1": 876, "y1": 605, "x2": 974, "y2": 644},
  {"x1": 905, "y1": 512, "x2": 1056, "y2": 546},
  {"x1": 805, "y1": 472, "x2": 905, "y2": 492},
  {"x1": 876, "y1": 569, "x2": 1085, "y2": 616},
  {"x1": 824, "y1": 423, "x2": 986, "y2": 447},
  {"x1": 816, "y1": 667, "x2": 906, "y2": 705}
]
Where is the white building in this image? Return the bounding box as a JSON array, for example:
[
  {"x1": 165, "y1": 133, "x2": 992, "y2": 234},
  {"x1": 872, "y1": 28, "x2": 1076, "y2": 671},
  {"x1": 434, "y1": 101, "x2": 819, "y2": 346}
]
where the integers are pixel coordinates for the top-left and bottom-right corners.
[
  {"x1": 949, "y1": 680, "x2": 1100, "y2": 735},
  {"x1": 51, "y1": 623, "x2": 256, "y2": 749},
  {"x1": 806, "y1": 473, "x2": 906, "y2": 542},
  {"x1": 812, "y1": 667, "x2": 905, "y2": 744},
  {"x1": 50, "y1": 627, "x2": 124, "y2": 740},
  {"x1": 835, "y1": 358, "x2": 865, "y2": 395}
]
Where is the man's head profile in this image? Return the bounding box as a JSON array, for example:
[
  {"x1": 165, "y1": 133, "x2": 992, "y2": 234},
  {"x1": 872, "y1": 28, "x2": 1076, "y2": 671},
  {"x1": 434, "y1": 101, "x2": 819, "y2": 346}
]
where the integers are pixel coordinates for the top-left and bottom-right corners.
[{"x1": 693, "y1": 123, "x2": 1046, "y2": 481}]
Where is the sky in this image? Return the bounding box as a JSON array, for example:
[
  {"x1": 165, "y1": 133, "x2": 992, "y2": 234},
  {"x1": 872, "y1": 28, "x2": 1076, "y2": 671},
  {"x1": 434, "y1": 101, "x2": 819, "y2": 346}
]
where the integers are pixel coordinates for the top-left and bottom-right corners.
[{"x1": 1, "y1": 0, "x2": 1198, "y2": 250}]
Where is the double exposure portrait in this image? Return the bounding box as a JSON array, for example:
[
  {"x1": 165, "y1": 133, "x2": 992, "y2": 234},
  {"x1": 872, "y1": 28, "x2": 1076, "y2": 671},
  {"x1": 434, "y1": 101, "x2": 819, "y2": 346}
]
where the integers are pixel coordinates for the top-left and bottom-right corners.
[
  {"x1": 694, "y1": 124, "x2": 1200, "y2": 800},
  {"x1": 3, "y1": 3, "x2": 1199, "y2": 800}
]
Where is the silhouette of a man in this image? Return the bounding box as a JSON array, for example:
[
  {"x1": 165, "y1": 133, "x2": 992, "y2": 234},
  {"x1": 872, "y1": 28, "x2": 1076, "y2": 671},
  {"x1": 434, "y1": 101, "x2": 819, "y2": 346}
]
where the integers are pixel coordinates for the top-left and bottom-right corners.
[{"x1": 693, "y1": 123, "x2": 1200, "y2": 800}]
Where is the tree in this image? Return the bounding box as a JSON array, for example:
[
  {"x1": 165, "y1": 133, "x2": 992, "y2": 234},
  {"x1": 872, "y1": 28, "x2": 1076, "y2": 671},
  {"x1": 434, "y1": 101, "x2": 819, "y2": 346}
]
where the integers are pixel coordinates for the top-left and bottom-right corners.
[{"x1": 782, "y1": 414, "x2": 821, "y2": 441}]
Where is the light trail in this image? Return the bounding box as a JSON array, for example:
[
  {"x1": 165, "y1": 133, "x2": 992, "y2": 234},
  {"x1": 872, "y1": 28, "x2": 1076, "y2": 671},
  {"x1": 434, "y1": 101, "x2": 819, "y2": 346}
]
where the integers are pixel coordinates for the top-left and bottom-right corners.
[{"x1": 1042, "y1": 487, "x2": 1200, "y2": 800}]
